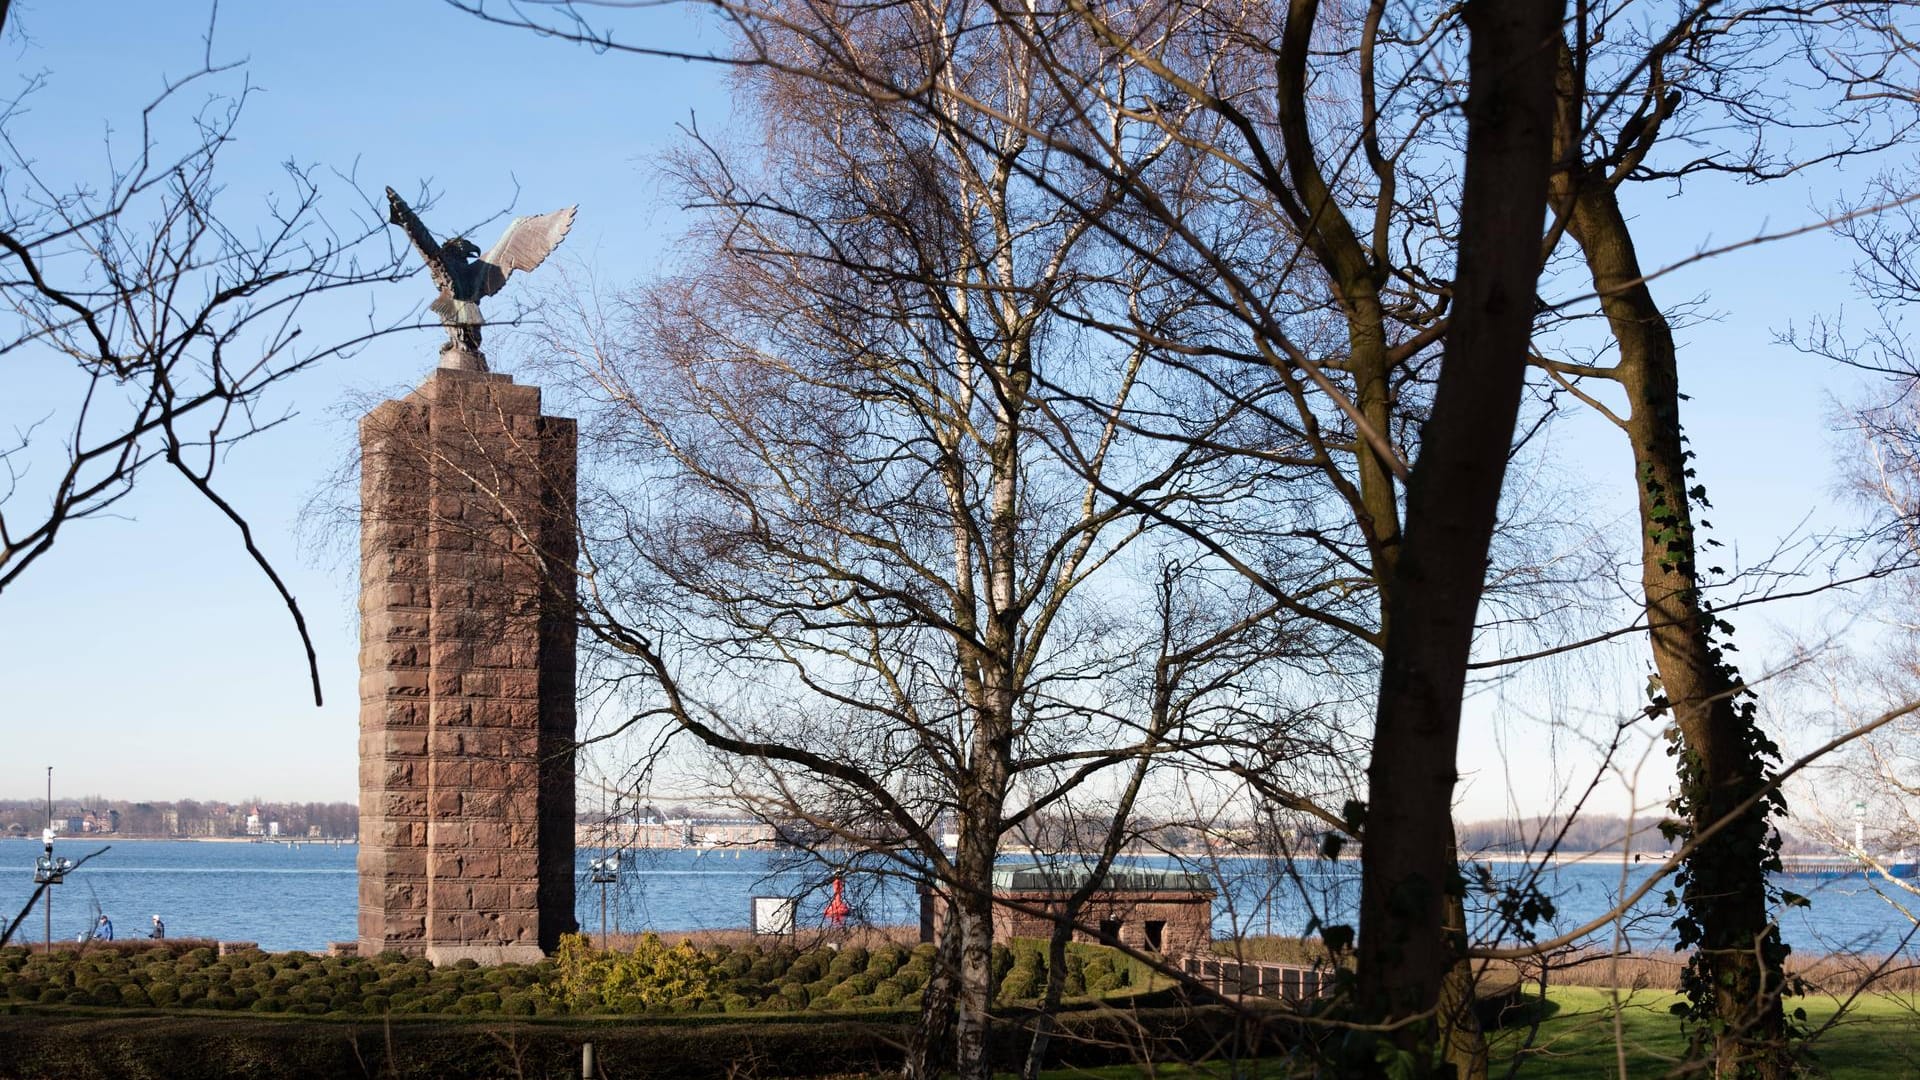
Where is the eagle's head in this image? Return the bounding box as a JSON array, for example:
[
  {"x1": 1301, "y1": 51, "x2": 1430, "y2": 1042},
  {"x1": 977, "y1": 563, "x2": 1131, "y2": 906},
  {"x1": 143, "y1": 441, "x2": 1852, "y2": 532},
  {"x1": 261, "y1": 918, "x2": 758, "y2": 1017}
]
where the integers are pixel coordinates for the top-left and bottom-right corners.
[{"x1": 443, "y1": 237, "x2": 481, "y2": 262}]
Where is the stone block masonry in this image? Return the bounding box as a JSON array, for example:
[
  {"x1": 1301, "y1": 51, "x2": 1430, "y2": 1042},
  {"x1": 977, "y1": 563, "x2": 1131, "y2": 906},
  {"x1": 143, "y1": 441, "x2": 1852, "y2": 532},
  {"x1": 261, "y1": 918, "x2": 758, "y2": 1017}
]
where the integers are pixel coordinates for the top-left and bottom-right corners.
[{"x1": 357, "y1": 367, "x2": 577, "y2": 965}]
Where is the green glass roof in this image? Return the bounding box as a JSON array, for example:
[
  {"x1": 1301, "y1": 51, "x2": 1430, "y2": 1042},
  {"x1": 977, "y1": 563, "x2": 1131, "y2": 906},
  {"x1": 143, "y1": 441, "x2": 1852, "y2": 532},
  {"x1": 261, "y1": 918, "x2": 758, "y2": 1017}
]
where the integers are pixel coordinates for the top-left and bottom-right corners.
[{"x1": 990, "y1": 864, "x2": 1213, "y2": 892}]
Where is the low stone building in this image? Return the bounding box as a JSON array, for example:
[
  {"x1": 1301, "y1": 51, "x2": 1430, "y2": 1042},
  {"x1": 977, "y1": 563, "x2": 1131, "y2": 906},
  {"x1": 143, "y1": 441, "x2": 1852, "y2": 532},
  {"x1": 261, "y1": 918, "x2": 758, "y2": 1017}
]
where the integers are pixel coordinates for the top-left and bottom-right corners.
[{"x1": 923, "y1": 865, "x2": 1214, "y2": 955}]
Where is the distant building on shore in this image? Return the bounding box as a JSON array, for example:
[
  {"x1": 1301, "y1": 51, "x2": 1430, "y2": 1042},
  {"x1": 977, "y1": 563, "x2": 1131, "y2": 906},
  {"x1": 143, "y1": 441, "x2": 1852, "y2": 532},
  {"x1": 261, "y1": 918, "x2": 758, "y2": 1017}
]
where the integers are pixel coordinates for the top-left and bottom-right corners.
[{"x1": 583, "y1": 817, "x2": 779, "y2": 849}]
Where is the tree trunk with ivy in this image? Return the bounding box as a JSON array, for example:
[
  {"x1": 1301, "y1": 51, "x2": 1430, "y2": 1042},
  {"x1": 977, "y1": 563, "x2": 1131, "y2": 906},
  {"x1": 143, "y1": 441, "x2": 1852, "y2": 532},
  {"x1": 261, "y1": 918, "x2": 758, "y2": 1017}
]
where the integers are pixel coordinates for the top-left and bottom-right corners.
[{"x1": 1549, "y1": 45, "x2": 1792, "y2": 1078}]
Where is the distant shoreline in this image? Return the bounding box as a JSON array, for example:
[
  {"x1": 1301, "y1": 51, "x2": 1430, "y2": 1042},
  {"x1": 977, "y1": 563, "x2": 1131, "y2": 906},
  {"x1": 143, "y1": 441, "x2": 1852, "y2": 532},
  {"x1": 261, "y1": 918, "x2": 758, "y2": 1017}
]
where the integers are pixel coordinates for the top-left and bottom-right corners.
[{"x1": 0, "y1": 835, "x2": 348, "y2": 844}]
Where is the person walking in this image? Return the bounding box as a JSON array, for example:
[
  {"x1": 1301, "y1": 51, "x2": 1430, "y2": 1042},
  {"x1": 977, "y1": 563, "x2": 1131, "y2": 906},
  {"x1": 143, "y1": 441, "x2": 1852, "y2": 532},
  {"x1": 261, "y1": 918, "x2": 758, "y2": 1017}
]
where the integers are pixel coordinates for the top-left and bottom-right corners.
[
  {"x1": 94, "y1": 914, "x2": 112, "y2": 941},
  {"x1": 149, "y1": 915, "x2": 164, "y2": 940}
]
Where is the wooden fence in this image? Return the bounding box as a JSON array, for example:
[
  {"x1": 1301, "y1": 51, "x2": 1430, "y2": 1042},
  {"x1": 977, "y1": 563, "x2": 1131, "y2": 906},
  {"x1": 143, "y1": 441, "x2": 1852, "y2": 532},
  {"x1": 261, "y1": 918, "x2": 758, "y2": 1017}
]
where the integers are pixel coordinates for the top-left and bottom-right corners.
[{"x1": 1178, "y1": 954, "x2": 1336, "y2": 1002}]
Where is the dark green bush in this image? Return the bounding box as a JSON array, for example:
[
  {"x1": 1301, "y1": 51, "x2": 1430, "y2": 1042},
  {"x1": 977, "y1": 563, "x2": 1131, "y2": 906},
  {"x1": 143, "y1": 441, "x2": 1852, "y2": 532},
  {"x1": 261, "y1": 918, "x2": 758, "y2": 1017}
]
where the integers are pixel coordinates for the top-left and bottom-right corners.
[
  {"x1": 0, "y1": 936, "x2": 1149, "y2": 1020},
  {"x1": 865, "y1": 946, "x2": 903, "y2": 979},
  {"x1": 827, "y1": 946, "x2": 866, "y2": 980},
  {"x1": 451, "y1": 992, "x2": 499, "y2": 1015}
]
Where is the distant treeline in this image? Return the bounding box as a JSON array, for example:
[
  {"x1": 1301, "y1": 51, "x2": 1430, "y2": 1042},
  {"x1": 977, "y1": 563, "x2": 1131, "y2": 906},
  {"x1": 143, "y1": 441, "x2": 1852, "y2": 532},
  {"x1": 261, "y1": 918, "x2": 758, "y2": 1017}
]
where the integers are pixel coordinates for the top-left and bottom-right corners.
[
  {"x1": 1456, "y1": 815, "x2": 1840, "y2": 856},
  {"x1": 0, "y1": 798, "x2": 357, "y2": 839}
]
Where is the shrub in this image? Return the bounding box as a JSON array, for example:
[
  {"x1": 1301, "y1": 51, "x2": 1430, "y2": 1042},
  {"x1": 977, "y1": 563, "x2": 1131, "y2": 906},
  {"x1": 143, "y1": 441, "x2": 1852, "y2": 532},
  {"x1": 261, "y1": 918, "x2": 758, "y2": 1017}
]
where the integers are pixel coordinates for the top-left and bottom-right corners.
[
  {"x1": 452, "y1": 992, "x2": 501, "y2": 1015},
  {"x1": 827, "y1": 947, "x2": 867, "y2": 980},
  {"x1": 866, "y1": 946, "x2": 903, "y2": 980},
  {"x1": 997, "y1": 967, "x2": 1040, "y2": 1002},
  {"x1": 890, "y1": 967, "x2": 927, "y2": 993}
]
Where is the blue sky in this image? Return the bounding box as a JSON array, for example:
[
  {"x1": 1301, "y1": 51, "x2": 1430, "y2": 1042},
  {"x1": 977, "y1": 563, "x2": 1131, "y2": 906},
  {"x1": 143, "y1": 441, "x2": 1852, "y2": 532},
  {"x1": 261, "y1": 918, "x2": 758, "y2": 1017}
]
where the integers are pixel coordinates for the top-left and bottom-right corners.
[
  {"x1": 0, "y1": 2, "x2": 1894, "y2": 825},
  {"x1": 0, "y1": 0, "x2": 732, "y2": 807}
]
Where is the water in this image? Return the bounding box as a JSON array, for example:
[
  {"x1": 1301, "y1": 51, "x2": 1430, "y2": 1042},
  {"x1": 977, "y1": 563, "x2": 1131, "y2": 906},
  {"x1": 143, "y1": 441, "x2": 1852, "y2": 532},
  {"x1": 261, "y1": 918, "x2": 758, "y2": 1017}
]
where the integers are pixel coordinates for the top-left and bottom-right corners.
[{"x1": 4, "y1": 839, "x2": 1916, "y2": 958}]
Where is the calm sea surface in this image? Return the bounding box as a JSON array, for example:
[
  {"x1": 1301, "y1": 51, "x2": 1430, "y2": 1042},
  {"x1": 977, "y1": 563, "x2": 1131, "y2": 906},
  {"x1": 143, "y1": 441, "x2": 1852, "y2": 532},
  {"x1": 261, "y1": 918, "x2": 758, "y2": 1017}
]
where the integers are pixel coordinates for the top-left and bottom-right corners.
[{"x1": 4, "y1": 839, "x2": 1916, "y2": 958}]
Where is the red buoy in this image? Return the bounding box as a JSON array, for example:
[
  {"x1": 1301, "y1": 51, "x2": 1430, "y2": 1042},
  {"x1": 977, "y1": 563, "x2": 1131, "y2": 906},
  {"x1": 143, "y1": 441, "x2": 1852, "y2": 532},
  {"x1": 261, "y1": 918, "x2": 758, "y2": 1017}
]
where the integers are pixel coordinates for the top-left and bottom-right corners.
[{"x1": 824, "y1": 876, "x2": 852, "y2": 927}]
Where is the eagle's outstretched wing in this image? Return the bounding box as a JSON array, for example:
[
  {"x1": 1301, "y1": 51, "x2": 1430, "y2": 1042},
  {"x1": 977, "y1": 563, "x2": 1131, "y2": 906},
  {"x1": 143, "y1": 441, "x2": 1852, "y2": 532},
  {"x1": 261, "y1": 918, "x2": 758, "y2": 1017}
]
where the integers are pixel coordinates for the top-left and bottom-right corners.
[
  {"x1": 475, "y1": 206, "x2": 577, "y2": 299},
  {"x1": 385, "y1": 187, "x2": 456, "y2": 300}
]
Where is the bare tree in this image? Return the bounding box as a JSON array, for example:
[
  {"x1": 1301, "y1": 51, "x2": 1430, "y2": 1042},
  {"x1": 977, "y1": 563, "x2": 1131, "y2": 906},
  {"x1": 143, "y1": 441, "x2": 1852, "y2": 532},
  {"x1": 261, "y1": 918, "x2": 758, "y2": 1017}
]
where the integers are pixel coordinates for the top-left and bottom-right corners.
[
  {"x1": 0, "y1": 13, "x2": 410, "y2": 701},
  {"x1": 504, "y1": 22, "x2": 1319, "y2": 1079},
  {"x1": 437, "y1": 4, "x2": 1577, "y2": 1075}
]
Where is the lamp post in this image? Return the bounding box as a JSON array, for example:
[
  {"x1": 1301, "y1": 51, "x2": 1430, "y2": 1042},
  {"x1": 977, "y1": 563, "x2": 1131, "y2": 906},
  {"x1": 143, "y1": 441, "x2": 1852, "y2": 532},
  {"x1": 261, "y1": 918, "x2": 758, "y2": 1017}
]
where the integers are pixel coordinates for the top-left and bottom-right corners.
[
  {"x1": 33, "y1": 767, "x2": 73, "y2": 954},
  {"x1": 34, "y1": 828, "x2": 73, "y2": 954},
  {"x1": 589, "y1": 856, "x2": 619, "y2": 948}
]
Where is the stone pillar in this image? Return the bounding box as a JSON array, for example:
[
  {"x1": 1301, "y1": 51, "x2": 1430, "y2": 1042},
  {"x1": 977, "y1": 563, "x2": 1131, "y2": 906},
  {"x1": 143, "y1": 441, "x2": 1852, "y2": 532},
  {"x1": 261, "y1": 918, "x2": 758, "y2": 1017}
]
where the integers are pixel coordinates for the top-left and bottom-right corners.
[{"x1": 358, "y1": 364, "x2": 577, "y2": 964}]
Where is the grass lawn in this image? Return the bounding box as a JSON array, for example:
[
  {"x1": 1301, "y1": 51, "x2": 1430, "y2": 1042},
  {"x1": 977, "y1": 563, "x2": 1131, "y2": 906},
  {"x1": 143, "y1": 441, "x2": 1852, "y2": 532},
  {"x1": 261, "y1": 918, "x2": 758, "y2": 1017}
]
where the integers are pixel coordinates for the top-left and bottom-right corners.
[
  {"x1": 1493, "y1": 986, "x2": 1920, "y2": 1078},
  {"x1": 1027, "y1": 987, "x2": 1920, "y2": 1079}
]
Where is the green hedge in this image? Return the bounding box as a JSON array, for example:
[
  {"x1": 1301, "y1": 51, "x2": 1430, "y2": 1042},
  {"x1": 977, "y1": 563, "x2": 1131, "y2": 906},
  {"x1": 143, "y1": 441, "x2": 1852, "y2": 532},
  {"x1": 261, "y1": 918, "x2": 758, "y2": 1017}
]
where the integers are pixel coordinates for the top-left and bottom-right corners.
[
  {"x1": 0, "y1": 1001, "x2": 1295, "y2": 1080},
  {"x1": 0, "y1": 936, "x2": 1143, "y2": 1022}
]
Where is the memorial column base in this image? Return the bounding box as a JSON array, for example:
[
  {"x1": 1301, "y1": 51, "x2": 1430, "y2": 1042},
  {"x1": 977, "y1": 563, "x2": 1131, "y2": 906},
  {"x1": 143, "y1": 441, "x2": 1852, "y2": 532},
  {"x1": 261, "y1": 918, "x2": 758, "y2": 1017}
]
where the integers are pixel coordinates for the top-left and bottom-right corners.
[{"x1": 357, "y1": 366, "x2": 578, "y2": 962}]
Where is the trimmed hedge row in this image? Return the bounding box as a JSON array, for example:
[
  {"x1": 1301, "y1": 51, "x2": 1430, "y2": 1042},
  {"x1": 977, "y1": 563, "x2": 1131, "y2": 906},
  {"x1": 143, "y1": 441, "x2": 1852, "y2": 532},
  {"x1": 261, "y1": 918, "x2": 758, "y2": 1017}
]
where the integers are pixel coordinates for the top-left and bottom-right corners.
[
  {"x1": 0, "y1": 935, "x2": 1143, "y2": 1020},
  {"x1": 0, "y1": 1001, "x2": 1285, "y2": 1080}
]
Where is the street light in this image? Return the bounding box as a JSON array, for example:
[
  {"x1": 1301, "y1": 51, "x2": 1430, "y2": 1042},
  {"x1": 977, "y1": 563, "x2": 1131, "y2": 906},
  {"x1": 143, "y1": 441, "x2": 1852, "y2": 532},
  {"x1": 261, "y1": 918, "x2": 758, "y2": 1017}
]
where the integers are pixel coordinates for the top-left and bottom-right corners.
[
  {"x1": 34, "y1": 828, "x2": 73, "y2": 955},
  {"x1": 590, "y1": 855, "x2": 619, "y2": 947},
  {"x1": 34, "y1": 768, "x2": 73, "y2": 955}
]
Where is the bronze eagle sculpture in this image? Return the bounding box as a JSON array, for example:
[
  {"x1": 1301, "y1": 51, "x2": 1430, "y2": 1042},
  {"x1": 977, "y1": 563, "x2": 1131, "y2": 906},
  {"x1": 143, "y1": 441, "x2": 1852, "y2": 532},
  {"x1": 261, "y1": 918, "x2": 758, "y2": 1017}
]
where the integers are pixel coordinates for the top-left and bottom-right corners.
[{"x1": 386, "y1": 187, "x2": 576, "y2": 371}]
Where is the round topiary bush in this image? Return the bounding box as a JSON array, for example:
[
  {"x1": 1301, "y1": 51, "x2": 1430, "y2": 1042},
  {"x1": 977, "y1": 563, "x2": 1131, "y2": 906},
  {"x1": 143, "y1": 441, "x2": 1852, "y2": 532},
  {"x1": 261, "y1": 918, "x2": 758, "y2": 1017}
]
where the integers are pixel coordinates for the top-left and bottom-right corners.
[
  {"x1": 866, "y1": 947, "x2": 903, "y2": 979},
  {"x1": 997, "y1": 968, "x2": 1039, "y2": 1002},
  {"x1": 452, "y1": 991, "x2": 501, "y2": 1015},
  {"x1": 891, "y1": 967, "x2": 927, "y2": 993},
  {"x1": 827, "y1": 947, "x2": 868, "y2": 980}
]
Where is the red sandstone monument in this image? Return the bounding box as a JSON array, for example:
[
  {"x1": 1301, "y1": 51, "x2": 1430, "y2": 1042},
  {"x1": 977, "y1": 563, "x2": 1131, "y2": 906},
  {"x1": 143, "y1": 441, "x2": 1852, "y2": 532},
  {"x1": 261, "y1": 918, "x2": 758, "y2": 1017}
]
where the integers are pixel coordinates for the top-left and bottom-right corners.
[{"x1": 357, "y1": 191, "x2": 578, "y2": 963}]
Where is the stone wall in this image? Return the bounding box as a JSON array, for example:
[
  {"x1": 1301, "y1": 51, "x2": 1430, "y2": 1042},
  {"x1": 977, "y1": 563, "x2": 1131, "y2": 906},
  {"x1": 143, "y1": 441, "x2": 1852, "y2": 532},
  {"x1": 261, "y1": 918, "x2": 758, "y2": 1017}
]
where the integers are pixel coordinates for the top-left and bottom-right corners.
[
  {"x1": 357, "y1": 367, "x2": 576, "y2": 964},
  {"x1": 925, "y1": 888, "x2": 1214, "y2": 956}
]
